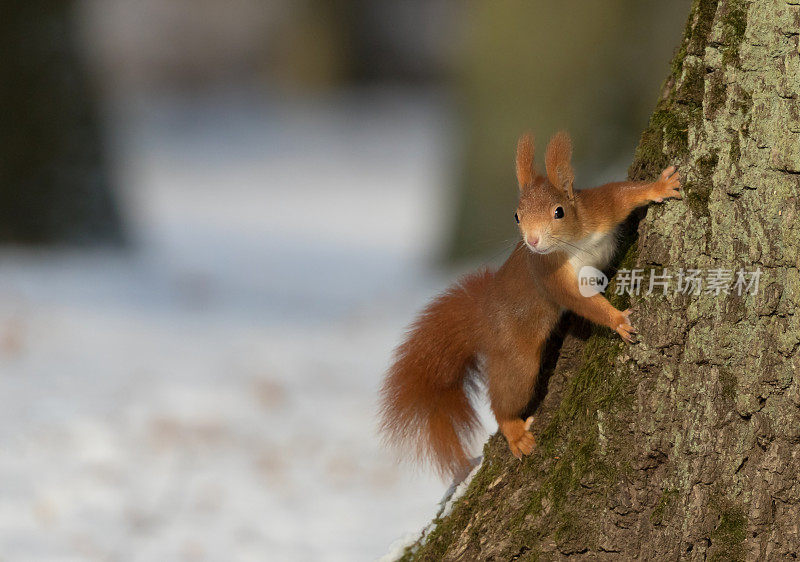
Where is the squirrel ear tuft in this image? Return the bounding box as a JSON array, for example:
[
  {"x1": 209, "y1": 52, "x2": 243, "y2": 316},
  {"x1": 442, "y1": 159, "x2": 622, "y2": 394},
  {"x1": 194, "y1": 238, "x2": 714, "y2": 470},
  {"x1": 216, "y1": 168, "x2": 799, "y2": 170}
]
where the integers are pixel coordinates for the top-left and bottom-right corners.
[
  {"x1": 545, "y1": 131, "x2": 574, "y2": 200},
  {"x1": 515, "y1": 133, "x2": 536, "y2": 190}
]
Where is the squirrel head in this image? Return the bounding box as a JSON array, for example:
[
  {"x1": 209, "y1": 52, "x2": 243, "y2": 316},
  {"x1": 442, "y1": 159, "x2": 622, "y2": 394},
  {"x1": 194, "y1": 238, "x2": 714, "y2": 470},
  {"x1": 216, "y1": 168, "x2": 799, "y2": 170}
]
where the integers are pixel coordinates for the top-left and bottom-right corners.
[{"x1": 514, "y1": 131, "x2": 581, "y2": 255}]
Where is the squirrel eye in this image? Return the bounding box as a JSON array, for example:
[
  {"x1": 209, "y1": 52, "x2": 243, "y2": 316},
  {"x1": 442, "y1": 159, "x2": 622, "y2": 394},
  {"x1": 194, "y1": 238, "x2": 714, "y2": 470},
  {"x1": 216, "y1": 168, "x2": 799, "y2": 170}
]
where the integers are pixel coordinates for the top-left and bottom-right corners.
[
  {"x1": 514, "y1": 212, "x2": 520, "y2": 224},
  {"x1": 554, "y1": 206, "x2": 564, "y2": 219}
]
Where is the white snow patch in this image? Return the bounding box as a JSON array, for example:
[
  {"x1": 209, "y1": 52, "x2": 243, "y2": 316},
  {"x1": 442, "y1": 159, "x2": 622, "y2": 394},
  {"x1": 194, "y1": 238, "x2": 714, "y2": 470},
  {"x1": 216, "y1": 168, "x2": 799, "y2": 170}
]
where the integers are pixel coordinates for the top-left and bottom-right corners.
[
  {"x1": 440, "y1": 457, "x2": 484, "y2": 519},
  {"x1": 378, "y1": 456, "x2": 484, "y2": 561},
  {"x1": 0, "y1": 92, "x2": 488, "y2": 562},
  {"x1": 378, "y1": 532, "x2": 423, "y2": 562}
]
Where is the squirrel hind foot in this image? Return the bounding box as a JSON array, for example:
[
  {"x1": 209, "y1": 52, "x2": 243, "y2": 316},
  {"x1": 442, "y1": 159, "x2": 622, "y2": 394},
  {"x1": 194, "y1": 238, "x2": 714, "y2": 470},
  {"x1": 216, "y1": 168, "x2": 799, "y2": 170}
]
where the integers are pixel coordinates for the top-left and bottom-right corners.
[{"x1": 499, "y1": 417, "x2": 536, "y2": 459}]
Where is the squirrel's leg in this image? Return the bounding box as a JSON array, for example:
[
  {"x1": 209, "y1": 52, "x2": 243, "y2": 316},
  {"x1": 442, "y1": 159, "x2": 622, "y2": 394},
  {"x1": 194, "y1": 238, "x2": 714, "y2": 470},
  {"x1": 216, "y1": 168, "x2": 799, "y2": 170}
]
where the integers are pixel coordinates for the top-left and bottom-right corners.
[
  {"x1": 542, "y1": 266, "x2": 636, "y2": 343},
  {"x1": 580, "y1": 167, "x2": 682, "y2": 228},
  {"x1": 486, "y1": 337, "x2": 544, "y2": 459}
]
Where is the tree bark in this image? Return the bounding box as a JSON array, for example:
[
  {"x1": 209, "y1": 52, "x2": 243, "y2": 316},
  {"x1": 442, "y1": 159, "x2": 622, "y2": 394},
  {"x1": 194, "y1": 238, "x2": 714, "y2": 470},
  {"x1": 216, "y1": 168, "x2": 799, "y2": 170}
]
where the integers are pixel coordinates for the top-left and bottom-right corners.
[
  {"x1": 402, "y1": 0, "x2": 800, "y2": 559},
  {"x1": 0, "y1": 2, "x2": 123, "y2": 245}
]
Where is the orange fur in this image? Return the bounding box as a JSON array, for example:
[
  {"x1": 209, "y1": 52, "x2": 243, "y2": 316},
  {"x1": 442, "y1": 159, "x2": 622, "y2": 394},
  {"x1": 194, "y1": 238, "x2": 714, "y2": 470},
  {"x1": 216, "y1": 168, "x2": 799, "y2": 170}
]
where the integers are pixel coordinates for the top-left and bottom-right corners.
[
  {"x1": 379, "y1": 132, "x2": 682, "y2": 479},
  {"x1": 545, "y1": 131, "x2": 575, "y2": 200},
  {"x1": 379, "y1": 270, "x2": 492, "y2": 479},
  {"x1": 515, "y1": 133, "x2": 536, "y2": 188}
]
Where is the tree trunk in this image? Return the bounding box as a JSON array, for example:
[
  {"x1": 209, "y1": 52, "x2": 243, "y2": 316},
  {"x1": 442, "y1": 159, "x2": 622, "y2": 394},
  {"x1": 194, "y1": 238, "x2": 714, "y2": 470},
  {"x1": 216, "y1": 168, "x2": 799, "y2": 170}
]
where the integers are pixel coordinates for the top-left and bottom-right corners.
[
  {"x1": 0, "y1": 2, "x2": 123, "y2": 245},
  {"x1": 402, "y1": 0, "x2": 800, "y2": 559}
]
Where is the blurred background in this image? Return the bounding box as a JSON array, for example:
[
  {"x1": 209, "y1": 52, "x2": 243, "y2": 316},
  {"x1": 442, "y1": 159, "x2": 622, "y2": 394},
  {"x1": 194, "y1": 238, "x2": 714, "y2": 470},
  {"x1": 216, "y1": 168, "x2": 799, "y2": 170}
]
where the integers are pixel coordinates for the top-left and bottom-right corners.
[{"x1": 0, "y1": 1, "x2": 689, "y2": 560}]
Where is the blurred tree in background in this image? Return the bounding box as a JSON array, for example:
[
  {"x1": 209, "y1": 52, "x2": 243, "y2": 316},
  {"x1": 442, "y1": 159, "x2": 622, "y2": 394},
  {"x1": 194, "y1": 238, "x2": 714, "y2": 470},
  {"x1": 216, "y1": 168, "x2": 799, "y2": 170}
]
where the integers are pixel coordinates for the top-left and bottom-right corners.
[
  {"x1": 0, "y1": 0, "x2": 692, "y2": 254},
  {"x1": 448, "y1": 0, "x2": 690, "y2": 261},
  {"x1": 269, "y1": 0, "x2": 459, "y2": 90},
  {"x1": 0, "y1": 2, "x2": 123, "y2": 245}
]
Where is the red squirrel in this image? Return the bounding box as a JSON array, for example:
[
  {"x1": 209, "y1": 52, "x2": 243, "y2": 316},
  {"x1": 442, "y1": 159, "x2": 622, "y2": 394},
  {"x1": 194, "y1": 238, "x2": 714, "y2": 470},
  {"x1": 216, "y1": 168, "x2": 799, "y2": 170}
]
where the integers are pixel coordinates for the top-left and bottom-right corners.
[{"x1": 379, "y1": 131, "x2": 682, "y2": 479}]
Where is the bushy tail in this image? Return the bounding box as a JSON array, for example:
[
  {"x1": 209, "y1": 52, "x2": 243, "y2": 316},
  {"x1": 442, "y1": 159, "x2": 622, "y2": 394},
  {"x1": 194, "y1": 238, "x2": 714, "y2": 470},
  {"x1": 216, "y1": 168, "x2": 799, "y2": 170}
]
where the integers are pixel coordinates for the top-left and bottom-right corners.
[{"x1": 379, "y1": 269, "x2": 492, "y2": 479}]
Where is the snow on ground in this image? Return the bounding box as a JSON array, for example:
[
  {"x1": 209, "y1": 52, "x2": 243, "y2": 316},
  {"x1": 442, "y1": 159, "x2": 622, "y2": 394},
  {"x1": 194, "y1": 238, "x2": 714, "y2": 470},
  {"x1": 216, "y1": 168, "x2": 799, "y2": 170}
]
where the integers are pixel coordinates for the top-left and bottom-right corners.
[{"x1": 0, "y1": 91, "x2": 488, "y2": 561}]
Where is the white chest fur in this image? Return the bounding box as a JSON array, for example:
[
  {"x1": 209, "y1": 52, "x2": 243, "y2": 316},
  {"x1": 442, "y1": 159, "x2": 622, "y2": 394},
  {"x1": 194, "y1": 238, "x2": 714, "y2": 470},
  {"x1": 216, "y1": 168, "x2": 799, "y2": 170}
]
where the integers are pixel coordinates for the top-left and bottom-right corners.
[{"x1": 566, "y1": 230, "x2": 618, "y2": 278}]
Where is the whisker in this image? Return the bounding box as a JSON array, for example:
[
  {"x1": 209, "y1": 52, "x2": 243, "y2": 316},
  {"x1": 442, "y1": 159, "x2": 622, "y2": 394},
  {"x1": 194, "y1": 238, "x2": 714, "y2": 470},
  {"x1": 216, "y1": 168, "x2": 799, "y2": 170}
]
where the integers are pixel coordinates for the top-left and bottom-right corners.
[
  {"x1": 484, "y1": 238, "x2": 521, "y2": 264},
  {"x1": 551, "y1": 242, "x2": 580, "y2": 260},
  {"x1": 550, "y1": 235, "x2": 599, "y2": 259},
  {"x1": 549, "y1": 235, "x2": 583, "y2": 252},
  {"x1": 442, "y1": 234, "x2": 520, "y2": 268}
]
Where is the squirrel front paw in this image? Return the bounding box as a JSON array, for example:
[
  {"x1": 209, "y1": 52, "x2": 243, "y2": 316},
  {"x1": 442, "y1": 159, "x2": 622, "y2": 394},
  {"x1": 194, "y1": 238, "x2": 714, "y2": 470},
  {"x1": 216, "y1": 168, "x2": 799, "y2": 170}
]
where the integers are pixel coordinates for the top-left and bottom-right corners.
[
  {"x1": 651, "y1": 166, "x2": 682, "y2": 202},
  {"x1": 614, "y1": 308, "x2": 637, "y2": 343}
]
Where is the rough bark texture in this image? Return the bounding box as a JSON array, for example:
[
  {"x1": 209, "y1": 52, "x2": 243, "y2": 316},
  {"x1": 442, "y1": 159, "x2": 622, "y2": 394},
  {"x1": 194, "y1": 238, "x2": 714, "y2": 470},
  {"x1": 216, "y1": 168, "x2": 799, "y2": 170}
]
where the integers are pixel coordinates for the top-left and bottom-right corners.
[{"x1": 402, "y1": 0, "x2": 800, "y2": 559}]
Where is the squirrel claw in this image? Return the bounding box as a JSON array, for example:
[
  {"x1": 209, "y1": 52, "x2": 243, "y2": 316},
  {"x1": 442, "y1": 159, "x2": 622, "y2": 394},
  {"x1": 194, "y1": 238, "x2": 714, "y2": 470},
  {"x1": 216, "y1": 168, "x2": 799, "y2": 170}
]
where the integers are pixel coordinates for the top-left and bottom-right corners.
[
  {"x1": 617, "y1": 325, "x2": 637, "y2": 343},
  {"x1": 653, "y1": 166, "x2": 682, "y2": 202},
  {"x1": 617, "y1": 324, "x2": 636, "y2": 343},
  {"x1": 615, "y1": 309, "x2": 637, "y2": 343},
  {"x1": 500, "y1": 418, "x2": 536, "y2": 459}
]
